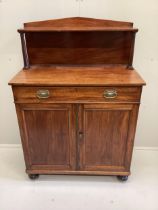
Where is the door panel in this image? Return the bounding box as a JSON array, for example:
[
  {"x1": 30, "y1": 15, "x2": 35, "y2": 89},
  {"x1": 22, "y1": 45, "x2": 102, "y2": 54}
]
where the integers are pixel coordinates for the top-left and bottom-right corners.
[
  {"x1": 79, "y1": 104, "x2": 133, "y2": 171},
  {"x1": 17, "y1": 104, "x2": 76, "y2": 171}
]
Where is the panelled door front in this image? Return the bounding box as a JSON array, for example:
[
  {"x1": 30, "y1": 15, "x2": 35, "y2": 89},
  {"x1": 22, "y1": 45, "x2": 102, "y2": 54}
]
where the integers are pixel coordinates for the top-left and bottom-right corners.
[
  {"x1": 78, "y1": 103, "x2": 138, "y2": 172},
  {"x1": 16, "y1": 103, "x2": 76, "y2": 171}
]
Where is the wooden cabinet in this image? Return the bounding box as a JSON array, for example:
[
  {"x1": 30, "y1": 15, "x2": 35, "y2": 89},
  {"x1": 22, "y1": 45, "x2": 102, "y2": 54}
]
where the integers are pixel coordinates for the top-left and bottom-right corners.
[
  {"x1": 9, "y1": 17, "x2": 145, "y2": 181},
  {"x1": 15, "y1": 100, "x2": 139, "y2": 177}
]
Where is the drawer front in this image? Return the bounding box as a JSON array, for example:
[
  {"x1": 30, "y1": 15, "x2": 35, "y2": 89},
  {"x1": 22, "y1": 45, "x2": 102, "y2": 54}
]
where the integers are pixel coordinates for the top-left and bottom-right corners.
[{"x1": 12, "y1": 86, "x2": 142, "y2": 103}]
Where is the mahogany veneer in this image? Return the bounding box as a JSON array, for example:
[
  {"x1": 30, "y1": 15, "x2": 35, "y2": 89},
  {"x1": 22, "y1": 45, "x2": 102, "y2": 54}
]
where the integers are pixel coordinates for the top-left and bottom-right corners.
[{"x1": 9, "y1": 17, "x2": 145, "y2": 181}]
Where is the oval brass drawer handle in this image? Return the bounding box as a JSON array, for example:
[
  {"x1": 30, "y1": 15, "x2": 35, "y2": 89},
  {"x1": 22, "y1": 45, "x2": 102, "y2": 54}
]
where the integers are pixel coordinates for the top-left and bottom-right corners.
[
  {"x1": 103, "y1": 89, "x2": 117, "y2": 99},
  {"x1": 36, "y1": 89, "x2": 50, "y2": 99}
]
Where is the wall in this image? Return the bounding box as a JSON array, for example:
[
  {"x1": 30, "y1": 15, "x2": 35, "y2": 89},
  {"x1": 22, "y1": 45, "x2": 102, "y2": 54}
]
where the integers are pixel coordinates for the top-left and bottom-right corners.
[{"x1": 0, "y1": 0, "x2": 158, "y2": 147}]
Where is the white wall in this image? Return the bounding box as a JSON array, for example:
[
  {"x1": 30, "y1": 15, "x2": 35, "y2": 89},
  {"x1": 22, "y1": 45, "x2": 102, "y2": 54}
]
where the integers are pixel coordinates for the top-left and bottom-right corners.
[{"x1": 0, "y1": 0, "x2": 158, "y2": 147}]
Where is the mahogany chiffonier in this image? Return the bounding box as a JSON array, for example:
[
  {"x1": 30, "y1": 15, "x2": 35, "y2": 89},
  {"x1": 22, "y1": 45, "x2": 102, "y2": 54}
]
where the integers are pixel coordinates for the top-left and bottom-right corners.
[{"x1": 9, "y1": 17, "x2": 145, "y2": 181}]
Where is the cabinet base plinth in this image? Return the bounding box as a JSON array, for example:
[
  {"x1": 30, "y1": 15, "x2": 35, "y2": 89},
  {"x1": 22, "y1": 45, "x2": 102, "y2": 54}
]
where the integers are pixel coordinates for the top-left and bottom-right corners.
[{"x1": 26, "y1": 169, "x2": 130, "y2": 177}]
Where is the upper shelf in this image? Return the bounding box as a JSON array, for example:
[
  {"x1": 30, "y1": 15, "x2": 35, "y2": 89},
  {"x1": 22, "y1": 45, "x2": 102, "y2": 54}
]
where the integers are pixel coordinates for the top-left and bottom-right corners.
[
  {"x1": 18, "y1": 17, "x2": 138, "y2": 32},
  {"x1": 18, "y1": 17, "x2": 138, "y2": 69}
]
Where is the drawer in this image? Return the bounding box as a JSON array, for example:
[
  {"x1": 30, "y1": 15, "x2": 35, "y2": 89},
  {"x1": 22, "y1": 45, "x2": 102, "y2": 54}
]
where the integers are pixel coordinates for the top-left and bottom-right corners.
[{"x1": 12, "y1": 86, "x2": 142, "y2": 103}]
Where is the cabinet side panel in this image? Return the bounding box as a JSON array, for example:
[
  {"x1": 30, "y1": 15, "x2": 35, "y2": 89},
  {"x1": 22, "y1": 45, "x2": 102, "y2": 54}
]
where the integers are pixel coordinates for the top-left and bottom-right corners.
[
  {"x1": 124, "y1": 104, "x2": 140, "y2": 171},
  {"x1": 15, "y1": 104, "x2": 32, "y2": 169}
]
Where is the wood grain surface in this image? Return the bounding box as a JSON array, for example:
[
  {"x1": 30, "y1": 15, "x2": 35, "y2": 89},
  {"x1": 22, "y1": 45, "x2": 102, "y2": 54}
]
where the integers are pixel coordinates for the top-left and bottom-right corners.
[
  {"x1": 9, "y1": 66, "x2": 145, "y2": 86},
  {"x1": 12, "y1": 86, "x2": 142, "y2": 104},
  {"x1": 20, "y1": 17, "x2": 136, "y2": 31},
  {"x1": 78, "y1": 104, "x2": 133, "y2": 171},
  {"x1": 24, "y1": 31, "x2": 134, "y2": 66},
  {"x1": 16, "y1": 103, "x2": 76, "y2": 171}
]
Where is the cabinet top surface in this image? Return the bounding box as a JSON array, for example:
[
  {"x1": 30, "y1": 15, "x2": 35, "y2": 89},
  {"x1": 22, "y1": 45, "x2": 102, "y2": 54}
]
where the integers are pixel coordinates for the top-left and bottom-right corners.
[
  {"x1": 9, "y1": 66, "x2": 145, "y2": 86},
  {"x1": 18, "y1": 17, "x2": 138, "y2": 32}
]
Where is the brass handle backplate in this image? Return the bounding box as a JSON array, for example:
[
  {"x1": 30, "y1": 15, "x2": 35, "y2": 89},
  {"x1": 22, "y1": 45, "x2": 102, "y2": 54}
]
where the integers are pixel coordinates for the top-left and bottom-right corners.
[
  {"x1": 36, "y1": 89, "x2": 50, "y2": 99},
  {"x1": 103, "y1": 89, "x2": 117, "y2": 99}
]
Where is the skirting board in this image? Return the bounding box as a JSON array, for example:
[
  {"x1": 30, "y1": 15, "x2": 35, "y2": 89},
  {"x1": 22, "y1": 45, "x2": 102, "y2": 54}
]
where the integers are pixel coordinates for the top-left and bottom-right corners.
[{"x1": 0, "y1": 144, "x2": 158, "y2": 151}]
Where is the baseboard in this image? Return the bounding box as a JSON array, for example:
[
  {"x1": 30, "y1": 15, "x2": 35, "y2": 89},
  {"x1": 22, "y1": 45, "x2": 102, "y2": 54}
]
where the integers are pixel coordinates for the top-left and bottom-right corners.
[
  {"x1": 0, "y1": 144, "x2": 21, "y2": 148},
  {"x1": 0, "y1": 144, "x2": 158, "y2": 151},
  {"x1": 135, "y1": 146, "x2": 158, "y2": 151}
]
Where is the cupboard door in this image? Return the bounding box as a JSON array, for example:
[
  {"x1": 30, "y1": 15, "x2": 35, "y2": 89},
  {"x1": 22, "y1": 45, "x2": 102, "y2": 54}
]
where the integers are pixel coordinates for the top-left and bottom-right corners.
[
  {"x1": 16, "y1": 104, "x2": 76, "y2": 171},
  {"x1": 78, "y1": 104, "x2": 139, "y2": 172}
]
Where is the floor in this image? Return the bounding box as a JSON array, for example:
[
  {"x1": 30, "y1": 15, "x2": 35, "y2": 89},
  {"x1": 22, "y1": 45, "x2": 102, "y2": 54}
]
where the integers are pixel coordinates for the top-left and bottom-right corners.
[{"x1": 0, "y1": 146, "x2": 158, "y2": 210}]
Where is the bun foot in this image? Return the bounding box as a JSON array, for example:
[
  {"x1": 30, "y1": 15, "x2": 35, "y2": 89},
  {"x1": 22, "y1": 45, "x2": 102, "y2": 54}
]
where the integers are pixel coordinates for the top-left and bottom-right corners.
[
  {"x1": 28, "y1": 174, "x2": 39, "y2": 180},
  {"x1": 117, "y1": 175, "x2": 128, "y2": 181}
]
